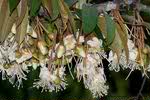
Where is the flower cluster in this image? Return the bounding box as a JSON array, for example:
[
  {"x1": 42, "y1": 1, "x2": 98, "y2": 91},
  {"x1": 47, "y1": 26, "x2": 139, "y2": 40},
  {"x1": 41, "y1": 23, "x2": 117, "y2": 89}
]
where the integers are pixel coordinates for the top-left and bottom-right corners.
[
  {"x1": 108, "y1": 39, "x2": 139, "y2": 72},
  {"x1": 0, "y1": 32, "x2": 31, "y2": 89},
  {"x1": 0, "y1": 24, "x2": 108, "y2": 97}
]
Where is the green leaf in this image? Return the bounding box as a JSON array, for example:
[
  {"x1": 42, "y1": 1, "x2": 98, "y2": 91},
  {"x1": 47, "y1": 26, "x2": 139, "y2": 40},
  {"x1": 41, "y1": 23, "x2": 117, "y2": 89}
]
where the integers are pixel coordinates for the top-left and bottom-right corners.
[
  {"x1": 110, "y1": 32, "x2": 123, "y2": 61},
  {"x1": 82, "y1": 5, "x2": 98, "y2": 33},
  {"x1": 30, "y1": 0, "x2": 42, "y2": 16},
  {"x1": 94, "y1": 25, "x2": 104, "y2": 40},
  {"x1": 51, "y1": 0, "x2": 60, "y2": 20},
  {"x1": 8, "y1": 0, "x2": 20, "y2": 14},
  {"x1": 105, "y1": 13, "x2": 116, "y2": 45},
  {"x1": 64, "y1": 0, "x2": 78, "y2": 7}
]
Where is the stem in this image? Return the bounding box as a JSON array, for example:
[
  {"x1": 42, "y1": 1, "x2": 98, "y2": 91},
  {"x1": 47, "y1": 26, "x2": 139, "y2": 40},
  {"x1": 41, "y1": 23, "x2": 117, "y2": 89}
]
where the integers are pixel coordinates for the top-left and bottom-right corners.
[{"x1": 134, "y1": 76, "x2": 146, "y2": 100}]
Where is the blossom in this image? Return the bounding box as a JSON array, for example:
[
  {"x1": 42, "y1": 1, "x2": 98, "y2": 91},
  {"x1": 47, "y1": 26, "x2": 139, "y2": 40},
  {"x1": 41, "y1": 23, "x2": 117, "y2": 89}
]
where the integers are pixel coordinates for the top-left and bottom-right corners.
[
  {"x1": 76, "y1": 52, "x2": 108, "y2": 97},
  {"x1": 87, "y1": 37, "x2": 102, "y2": 48},
  {"x1": 63, "y1": 34, "x2": 76, "y2": 51},
  {"x1": 75, "y1": 38, "x2": 108, "y2": 98},
  {"x1": 108, "y1": 39, "x2": 140, "y2": 72},
  {"x1": 6, "y1": 62, "x2": 29, "y2": 89},
  {"x1": 33, "y1": 66, "x2": 67, "y2": 92},
  {"x1": 0, "y1": 33, "x2": 31, "y2": 88}
]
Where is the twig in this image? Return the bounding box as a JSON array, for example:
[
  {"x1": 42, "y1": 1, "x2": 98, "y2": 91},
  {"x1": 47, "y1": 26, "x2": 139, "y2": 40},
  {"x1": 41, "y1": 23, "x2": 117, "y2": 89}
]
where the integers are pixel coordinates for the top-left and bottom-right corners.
[{"x1": 134, "y1": 76, "x2": 146, "y2": 100}]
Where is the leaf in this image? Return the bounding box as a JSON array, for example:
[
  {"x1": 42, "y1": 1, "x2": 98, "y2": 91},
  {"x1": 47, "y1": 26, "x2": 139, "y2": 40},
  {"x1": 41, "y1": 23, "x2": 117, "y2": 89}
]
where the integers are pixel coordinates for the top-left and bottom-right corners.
[
  {"x1": 0, "y1": 0, "x2": 8, "y2": 35},
  {"x1": 16, "y1": 0, "x2": 27, "y2": 27},
  {"x1": 30, "y1": 0, "x2": 42, "y2": 17},
  {"x1": 110, "y1": 31, "x2": 124, "y2": 61},
  {"x1": 98, "y1": 16, "x2": 107, "y2": 35},
  {"x1": 51, "y1": 0, "x2": 60, "y2": 20},
  {"x1": 59, "y1": 0, "x2": 69, "y2": 32},
  {"x1": 94, "y1": 25, "x2": 104, "y2": 40},
  {"x1": 42, "y1": 0, "x2": 52, "y2": 15},
  {"x1": 104, "y1": 13, "x2": 116, "y2": 45},
  {"x1": 0, "y1": 10, "x2": 17, "y2": 43},
  {"x1": 63, "y1": 2, "x2": 76, "y2": 35},
  {"x1": 8, "y1": 0, "x2": 20, "y2": 14},
  {"x1": 0, "y1": 0, "x2": 17, "y2": 43},
  {"x1": 116, "y1": 21, "x2": 129, "y2": 62},
  {"x1": 16, "y1": 1, "x2": 28, "y2": 44},
  {"x1": 82, "y1": 4, "x2": 98, "y2": 33},
  {"x1": 64, "y1": 0, "x2": 78, "y2": 7}
]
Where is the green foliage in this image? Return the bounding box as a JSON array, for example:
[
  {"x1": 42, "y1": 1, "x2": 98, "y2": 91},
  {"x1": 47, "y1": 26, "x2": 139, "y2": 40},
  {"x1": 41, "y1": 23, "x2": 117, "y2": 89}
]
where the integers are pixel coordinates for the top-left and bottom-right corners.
[
  {"x1": 30, "y1": 0, "x2": 42, "y2": 16},
  {"x1": 8, "y1": 0, "x2": 20, "y2": 14},
  {"x1": 51, "y1": 0, "x2": 60, "y2": 20},
  {"x1": 104, "y1": 13, "x2": 116, "y2": 45},
  {"x1": 82, "y1": 4, "x2": 98, "y2": 33}
]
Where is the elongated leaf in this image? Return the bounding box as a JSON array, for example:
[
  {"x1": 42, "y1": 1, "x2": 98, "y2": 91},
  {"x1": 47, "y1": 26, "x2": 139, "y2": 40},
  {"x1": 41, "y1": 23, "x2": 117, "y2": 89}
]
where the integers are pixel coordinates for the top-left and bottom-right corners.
[
  {"x1": 82, "y1": 4, "x2": 98, "y2": 33},
  {"x1": 0, "y1": 0, "x2": 8, "y2": 35},
  {"x1": 116, "y1": 21, "x2": 129, "y2": 62},
  {"x1": 110, "y1": 31, "x2": 123, "y2": 61},
  {"x1": 64, "y1": 0, "x2": 78, "y2": 7},
  {"x1": 94, "y1": 25, "x2": 104, "y2": 40},
  {"x1": 16, "y1": 1, "x2": 28, "y2": 44},
  {"x1": 8, "y1": 0, "x2": 20, "y2": 14},
  {"x1": 105, "y1": 13, "x2": 116, "y2": 45},
  {"x1": 0, "y1": 10, "x2": 17, "y2": 43},
  {"x1": 51, "y1": 0, "x2": 60, "y2": 20},
  {"x1": 30, "y1": 0, "x2": 42, "y2": 16},
  {"x1": 98, "y1": 16, "x2": 106, "y2": 35},
  {"x1": 63, "y1": 2, "x2": 76, "y2": 35},
  {"x1": 16, "y1": 0, "x2": 27, "y2": 27},
  {"x1": 59, "y1": 0, "x2": 69, "y2": 32},
  {"x1": 42, "y1": 0, "x2": 52, "y2": 15},
  {"x1": 0, "y1": 0, "x2": 17, "y2": 43}
]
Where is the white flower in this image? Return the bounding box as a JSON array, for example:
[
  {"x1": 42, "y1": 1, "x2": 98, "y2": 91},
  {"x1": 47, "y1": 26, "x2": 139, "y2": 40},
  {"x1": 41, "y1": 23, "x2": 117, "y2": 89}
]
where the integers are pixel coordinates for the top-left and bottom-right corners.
[
  {"x1": 6, "y1": 62, "x2": 29, "y2": 89},
  {"x1": 63, "y1": 35, "x2": 76, "y2": 51},
  {"x1": 76, "y1": 50, "x2": 108, "y2": 98},
  {"x1": 88, "y1": 68, "x2": 109, "y2": 97},
  {"x1": 87, "y1": 37, "x2": 102, "y2": 48},
  {"x1": 16, "y1": 50, "x2": 32, "y2": 64},
  {"x1": 33, "y1": 66, "x2": 67, "y2": 92},
  {"x1": 108, "y1": 39, "x2": 139, "y2": 72}
]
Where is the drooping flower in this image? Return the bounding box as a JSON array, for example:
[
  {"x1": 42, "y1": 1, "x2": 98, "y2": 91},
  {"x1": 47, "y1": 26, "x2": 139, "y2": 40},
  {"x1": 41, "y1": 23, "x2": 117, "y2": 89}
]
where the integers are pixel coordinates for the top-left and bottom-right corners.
[
  {"x1": 75, "y1": 37, "x2": 108, "y2": 98},
  {"x1": 33, "y1": 66, "x2": 67, "y2": 92},
  {"x1": 108, "y1": 39, "x2": 139, "y2": 72},
  {"x1": 76, "y1": 52, "x2": 108, "y2": 97},
  {"x1": 6, "y1": 62, "x2": 29, "y2": 89},
  {"x1": 0, "y1": 33, "x2": 31, "y2": 88}
]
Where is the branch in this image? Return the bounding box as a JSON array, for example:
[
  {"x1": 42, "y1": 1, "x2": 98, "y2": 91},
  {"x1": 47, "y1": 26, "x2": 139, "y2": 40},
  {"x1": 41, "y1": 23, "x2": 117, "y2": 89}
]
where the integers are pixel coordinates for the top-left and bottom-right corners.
[
  {"x1": 93, "y1": 2, "x2": 150, "y2": 15},
  {"x1": 134, "y1": 76, "x2": 146, "y2": 100},
  {"x1": 122, "y1": 15, "x2": 150, "y2": 30}
]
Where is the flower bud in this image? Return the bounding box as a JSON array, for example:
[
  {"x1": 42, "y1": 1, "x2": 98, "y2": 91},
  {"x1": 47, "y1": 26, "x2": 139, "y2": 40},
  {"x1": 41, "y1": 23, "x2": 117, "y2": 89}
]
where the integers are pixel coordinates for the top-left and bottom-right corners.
[
  {"x1": 48, "y1": 34, "x2": 54, "y2": 40},
  {"x1": 57, "y1": 45, "x2": 65, "y2": 58},
  {"x1": 37, "y1": 40, "x2": 48, "y2": 55},
  {"x1": 76, "y1": 46, "x2": 86, "y2": 57},
  {"x1": 143, "y1": 48, "x2": 148, "y2": 54}
]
